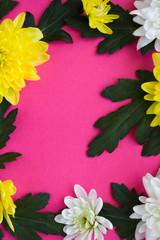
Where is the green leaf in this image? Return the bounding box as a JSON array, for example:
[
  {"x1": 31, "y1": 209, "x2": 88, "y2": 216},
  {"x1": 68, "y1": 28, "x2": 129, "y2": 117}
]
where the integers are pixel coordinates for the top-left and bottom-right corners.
[
  {"x1": 42, "y1": 29, "x2": 73, "y2": 42},
  {"x1": 97, "y1": 3, "x2": 139, "y2": 54},
  {"x1": 38, "y1": 0, "x2": 82, "y2": 42},
  {"x1": 0, "y1": 0, "x2": 19, "y2": 21},
  {"x1": 66, "y1": 3, "x2": 139, "y2": 54},
  {"x1": 101, "y1": 183, "x2": 142, "y2": 240},
  {"x1": 65, "y1": 16, "x2": 104, "y2": 39},
  {"x1": 88, "y1": 99, "x2": 151, "y2": 156},
  {"x1": 23, "y1": 12, "x2": 36, "y2": 27},
  {"x1": 3, "y1": 193, "x2": 64, "y2": 239},
  {"x1": 140, "y1": 40, "x2": 155, "y2": 56},
  {"x1": 136, "y1": 115, "x2": 154, "y2": 145},
  {"x1": 0, "y1": 229, "x2": 4, "y2": 239},
  {"x1": 87, "y1": 70, "x2": 155, "y2": 157},
  {"x1": 0, "y1": 152, "x2": 22, "y2": 169},
  {"x1": 0, "y1": 99, "x2": 18, "y2": 150},
  {"x1": 142, "y1": 128, "x2": 160, "y2": 156}
]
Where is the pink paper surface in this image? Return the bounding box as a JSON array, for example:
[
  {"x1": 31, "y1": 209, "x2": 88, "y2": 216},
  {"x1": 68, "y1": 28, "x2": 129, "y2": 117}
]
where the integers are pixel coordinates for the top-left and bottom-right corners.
[{"x1": 1, "y1": 0, "x2": 160, "y2": 239}]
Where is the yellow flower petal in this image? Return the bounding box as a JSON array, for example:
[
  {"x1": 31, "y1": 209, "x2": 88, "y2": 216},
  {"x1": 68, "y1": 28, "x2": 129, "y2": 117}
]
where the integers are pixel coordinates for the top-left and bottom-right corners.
[
  {"x1": 82, "y1": 0, "x2": 119, "y2": 34},
  {"x1": 21, "y1": 64, "x2": 40, "y2": 80},
  {"x1": 5, "y1": 88, "x2": 20, "y2": 105},
  {"x1": 3, "y1": 210, "x2": 15, "y2": 232},
  {"x1": 2, "y1": 180, "x2": 16, "y2": 196},
  {"x1": 0, "y1": 202, "x2": 3, "y2": 223},
  {"x1": 0, "y1": 13, "x2": 49, "y2": 105},
  {"x1": 13, "y1": 13, "x2": 26, "y2": 30},
  {"x1": 146, "y1": 102, "x2": 157, "y2": 114},
  {"x1": 153, "y1": 66, "x2": 160, "y2": 81},
  {"x1": 141, "y1": 82, "x2": 157, "y2": 94},
  {"x1": 0, "y1": 95, "x2": 3, "y2": 103},
  {"x1": 150, "y1": 115, "x2": 160, "y2": 127},
  {"x1": 97, "y1": 23, "x2": 112, "y2": 34},
  {"x1": 144, "y1": 94, "x2": 155, "y2": 101},
  {"x1": 152, "y1": 52, "x2": 160, "y2": 67}
]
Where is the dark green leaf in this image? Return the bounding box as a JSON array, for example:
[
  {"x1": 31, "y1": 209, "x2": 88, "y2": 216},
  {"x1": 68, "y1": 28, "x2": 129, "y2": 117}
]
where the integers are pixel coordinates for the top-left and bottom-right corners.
[
  {"x1": 140, "y1": 40, "x2": 155, "y2": 55},
  {"x1": 23, "y1": 11, "x2": 36, "y2": 27},
  {"x1": 0, "y1": 0, "x2": 19, "y2": 21},
  {"x1": 3, "y1": 193, "x2": 64, "y2": 239},
  {"x1": 101, "y1": 78, "x2": 145, "y2": 102},
  {"x1": 87, "y1": 70, "x2": 155, "y2": 157},
  {"x1": 136, "y1": 115, "x2": 154, "y2": 145},
  {"x1": 66, "y1": 3, "x2": 139, "y2": 54},
  {"x1": 97, "y1": 3, "x2": 139, "y2": 54},
  {"x1": 142, "y1": 128, "x2": 160, "y2": 156},
  {"x1": 38, "y1": 0, "x2": 82, "y2": 42},
  {"x1": 87, "y1": 99, "x2": 151, "y2": 156},
  {"x1": 42, "y1": 29, "x2": 73, "y2": 42},
  {"x1": 0, "y1": 152, "x2": 22, "y2": 169},
  {"x1": 65, "y1": 16, "x2": 104, "y2": 39},
  {"x1": 101, "y1": 183, "x2": 142, "y2": 240},
  {"x1": 0, "y1": 229, "x2": 4, "y2": 239},
  {"x1": 0, "y1": 99, "x2": 18, "y2": 150}
]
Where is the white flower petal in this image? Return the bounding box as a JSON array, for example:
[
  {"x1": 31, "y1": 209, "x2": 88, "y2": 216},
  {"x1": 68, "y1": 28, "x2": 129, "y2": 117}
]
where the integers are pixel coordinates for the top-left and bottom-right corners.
[
  {"x1": 130, "y1": 212, "x2": 142, "y2": 219},
  {"x1": 133, "y1": 26, "x2": 146, "y2": 36},
  {"x1": 133, "y1": 205, "x2": 147, "y2": 216},
  {"x1": 95, "y1": 198, "x2": 103, "y2": 215},
  {"x1": 135, "y1": 221, "x2": 146, "y2": 240},
  {"x1": 133, "y1": 16, "x2": 145, "y2": 25},
  {"x1": 98, "y1": 224, "x2": 107, "y2": 234},
  {"x1": 156, "y1": 168, "x2": 160, "y2": 179},
  {"x1": 134, "y1": 1, "x2": 150, "y2": 9},
  {"x1": 137, "y1": 36, "x2": 153, "y2": 50},
  {"x1": 64, "y1": 196, "x2": 76, "y2": 208},
  {"x1": 66, "y1": 226, "x2": 79, "y2": 235},
  {"x1": 96, "y1": 216, "x2": 113, "y2": 229},
  {"x1": 145, "y1": 28, "x2": 156, "y2": 39},
  {"x1": 155, "y1": 39, "x2": 160, "y2": 52},
  {"x1": 97, "y1": 229, "x2": 104, "y2": 240},
  {"x1": 54, "y1": 214, "x2": 66, "y2": 224},
  {"x1": 74, "y1": 185, "x2": 88, "y2": 200},
  {"x1": 62, "y1": 209, "x2": 71, "y2": 219},
  {"x1": 64, "y1": 233, "x2": 79, "y2": 240},
  {"x1": 89, "y1": 189, "x2": 97, "y2": 200},
  {"x1": 139, "y1": 196, "x2": 147, "y2": 203}
]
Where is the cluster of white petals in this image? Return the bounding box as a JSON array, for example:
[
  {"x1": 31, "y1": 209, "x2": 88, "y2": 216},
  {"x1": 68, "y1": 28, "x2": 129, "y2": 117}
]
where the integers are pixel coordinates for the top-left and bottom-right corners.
[
  {"x1": 55, "y1": 185, "x2": 113, "y2": 240},
  {"x1": 130, "y1": 169, "x2": 160, "y2": 240},
  {"x1": 130, "y1": 0, "x2": 160, "y2": 51}
]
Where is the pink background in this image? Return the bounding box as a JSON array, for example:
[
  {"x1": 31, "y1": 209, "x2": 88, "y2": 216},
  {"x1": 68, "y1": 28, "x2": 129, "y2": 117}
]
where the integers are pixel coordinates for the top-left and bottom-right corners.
[{"x1": 1, "y1": 0, "x2": 160, "y2": 239}]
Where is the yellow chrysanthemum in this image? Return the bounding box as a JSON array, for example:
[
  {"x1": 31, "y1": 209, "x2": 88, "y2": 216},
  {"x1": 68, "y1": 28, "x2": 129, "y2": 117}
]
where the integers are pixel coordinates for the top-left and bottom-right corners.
[
  {"x1": 0, "y1": 13, "x2": 49, "y2": 105},
  {"x1": 82, "y1": 0, "x2": 119, "y2": 34},
  {"x1": 141, "y1": 53, "x2": 160, "y2": 127},
  {"x1": 0, "y1": 180, "x2": 16, "y2": 232}
]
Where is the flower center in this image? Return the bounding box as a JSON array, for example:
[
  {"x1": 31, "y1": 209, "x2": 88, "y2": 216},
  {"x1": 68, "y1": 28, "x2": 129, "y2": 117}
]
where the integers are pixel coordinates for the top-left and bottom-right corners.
[{"x1": 76, "y1": 208, "x2": 96, "y2": 231}]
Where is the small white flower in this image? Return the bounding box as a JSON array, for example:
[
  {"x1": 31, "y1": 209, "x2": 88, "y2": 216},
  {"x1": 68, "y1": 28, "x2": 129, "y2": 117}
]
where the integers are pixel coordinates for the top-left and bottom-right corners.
[
  {"x1": 55, "y1": 184, "x2": 113, "y2": 240},
  {"x1": 130, "y1": 0, "x2": 160, "y2": 51},
  {"x1": 130, "y1": 169, "x2": 160, "y2": 240}
]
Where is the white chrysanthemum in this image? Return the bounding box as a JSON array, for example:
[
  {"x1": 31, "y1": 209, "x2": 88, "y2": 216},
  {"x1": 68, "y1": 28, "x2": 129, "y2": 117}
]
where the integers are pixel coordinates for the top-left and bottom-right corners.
[
  {"x1": 130, "y1": 169, "x2": 160, "y2": 240},
  {"x1": 55, "y1": 185, "x2": 113, "y2": 240},
  {"x1": 130, "y1": 0, "x2": 160, "y2": 51}
]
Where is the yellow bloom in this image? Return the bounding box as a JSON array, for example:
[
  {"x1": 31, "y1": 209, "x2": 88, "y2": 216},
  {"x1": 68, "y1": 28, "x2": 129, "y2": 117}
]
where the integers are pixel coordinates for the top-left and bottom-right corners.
[
  {"x1": 141, "y1": 53, "x2": 160, "y2": 127},
  {"x1": 0, "y1": 180, "x2": 16, "y2": 232},
  {"x1": 0, "y1": 13, "x2": 49, "y2": 105},
  {"x1": 82, "y1": 0, "x2": 119, "y2": 34}
]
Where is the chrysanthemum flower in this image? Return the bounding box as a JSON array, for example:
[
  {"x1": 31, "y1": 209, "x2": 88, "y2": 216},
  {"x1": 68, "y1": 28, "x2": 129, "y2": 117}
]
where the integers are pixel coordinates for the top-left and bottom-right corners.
[
  {"x1": 0, "y1": 13, "x2": 49, "y2": 105},
  {"x1": 82, "y1": 0, "x2": 119, "y2": 34},
  {"x1": 0, "y1": 180, "x2": 16, "y2": 232},
  {"x1": 55, "y1": 184, "x2": 113, "y2": 240},
  {"x1": 130, "y1": 169, "x2": 160, "y2": 240},
  {"x1": 130, "y1": 0, "x2": 160, "y2": 51},
  {"x1": 141, "y1": 53, "x2": 160, "y2": 127}
]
